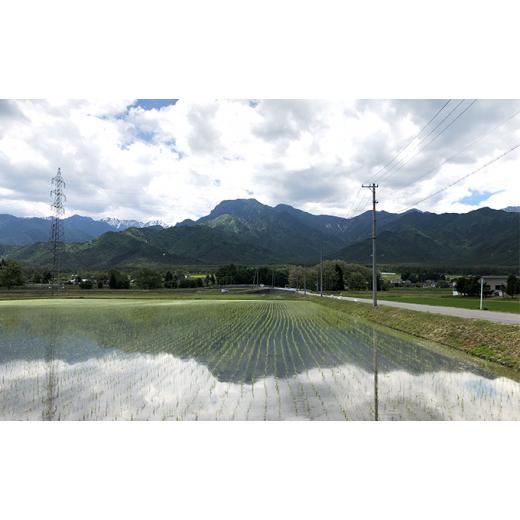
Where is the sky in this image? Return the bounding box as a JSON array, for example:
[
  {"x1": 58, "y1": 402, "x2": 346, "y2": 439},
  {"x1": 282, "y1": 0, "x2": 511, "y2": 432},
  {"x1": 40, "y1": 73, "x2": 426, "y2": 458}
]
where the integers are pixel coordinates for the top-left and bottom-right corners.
[{"x1": 0, "y1": 99, "x2": 519, "y2": 225}]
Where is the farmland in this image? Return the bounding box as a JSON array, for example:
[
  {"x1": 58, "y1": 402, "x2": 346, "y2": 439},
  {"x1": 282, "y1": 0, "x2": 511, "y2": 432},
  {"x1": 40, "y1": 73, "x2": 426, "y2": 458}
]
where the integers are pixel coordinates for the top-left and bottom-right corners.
[{"x1": 1, "y1": 297, "x2": 519, "y2": 420}]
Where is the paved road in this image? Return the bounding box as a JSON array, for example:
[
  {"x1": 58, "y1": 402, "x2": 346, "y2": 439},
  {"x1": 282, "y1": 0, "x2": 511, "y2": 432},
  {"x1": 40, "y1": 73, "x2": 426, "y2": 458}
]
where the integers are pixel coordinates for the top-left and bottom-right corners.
[{"x1": 276, "y1": 288, "x2": 519, "y2": 325}]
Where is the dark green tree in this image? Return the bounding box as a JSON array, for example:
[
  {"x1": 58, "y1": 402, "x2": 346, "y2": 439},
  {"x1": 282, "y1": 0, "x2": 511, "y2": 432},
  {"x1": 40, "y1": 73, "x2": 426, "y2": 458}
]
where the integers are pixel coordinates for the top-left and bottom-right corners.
[
  {"x1": 135, "y1": 268, "x2": 162, "y2": 290},
  {"x1": 164, "y1": 271, "x2": 175, "y2": 288},
  {"x1": 456, "y1": 276, "x2": 487, "y2": 297},
  {"x1": 334, "y1": 264, "x2": 345, "y2": 291},
  {"x1": 0, "y1": 261, "x2": 24, "y2": 289},
  {"x1": 108, "y1": 270, "x2": 130, "y2": 289},
  {"x1": 506, "y1": 275, "x2": 520, "y2": 297}
]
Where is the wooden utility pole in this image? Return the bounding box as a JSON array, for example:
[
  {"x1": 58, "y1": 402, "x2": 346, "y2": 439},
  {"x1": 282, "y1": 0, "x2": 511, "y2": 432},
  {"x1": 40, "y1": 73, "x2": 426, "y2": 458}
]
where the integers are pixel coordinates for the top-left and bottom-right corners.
[
  {"x1": 362, "y1": 183, "x2": 378, "y2": 306},
  {"x1": 303, "y1": 265, "x2": 307, "y2": 295}
]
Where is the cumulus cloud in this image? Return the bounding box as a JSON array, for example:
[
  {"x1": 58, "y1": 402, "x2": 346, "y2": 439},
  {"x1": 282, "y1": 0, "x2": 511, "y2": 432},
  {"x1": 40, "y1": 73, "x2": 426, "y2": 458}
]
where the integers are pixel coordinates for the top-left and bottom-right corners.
[{"x1": 0, "y1": 99, "x2": 519, "y2": 223}]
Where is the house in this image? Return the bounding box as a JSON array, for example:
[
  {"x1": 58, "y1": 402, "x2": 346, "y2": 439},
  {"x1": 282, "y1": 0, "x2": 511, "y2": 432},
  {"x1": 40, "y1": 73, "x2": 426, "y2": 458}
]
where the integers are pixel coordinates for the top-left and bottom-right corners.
[
  {"x1": 479, "y1": 275, "x2": 509, "y2": 296},
  {"x1": 452, "y1": 275, "x2": 509, "y2": 296}
]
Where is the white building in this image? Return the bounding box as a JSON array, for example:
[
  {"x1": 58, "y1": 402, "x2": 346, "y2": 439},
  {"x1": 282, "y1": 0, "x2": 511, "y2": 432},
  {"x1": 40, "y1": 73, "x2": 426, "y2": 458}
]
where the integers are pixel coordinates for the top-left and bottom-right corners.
[{"x1": 479, "y1": 275, "x2": 509, "y2": 296}]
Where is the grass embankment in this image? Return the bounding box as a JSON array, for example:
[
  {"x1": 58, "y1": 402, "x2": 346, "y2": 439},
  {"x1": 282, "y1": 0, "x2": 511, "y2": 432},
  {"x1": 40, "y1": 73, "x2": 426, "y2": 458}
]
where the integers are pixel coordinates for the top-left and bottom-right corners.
[
  {"x1": 336, "y1": 287, "x2": 520, "y2": 314},
  {"x1": 310, "y1": 295, "x2": 520, "y2": 372}
]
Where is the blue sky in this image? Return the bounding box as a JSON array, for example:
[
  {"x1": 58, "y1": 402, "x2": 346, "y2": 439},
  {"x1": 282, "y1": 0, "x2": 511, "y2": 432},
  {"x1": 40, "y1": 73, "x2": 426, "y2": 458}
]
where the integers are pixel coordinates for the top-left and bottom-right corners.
[
  {"x1": 459, "y1": 190, "x2": 501, "y2": 205},
  {"x1": 134, "y1": 99, "x2": 178, "y2": 110}
]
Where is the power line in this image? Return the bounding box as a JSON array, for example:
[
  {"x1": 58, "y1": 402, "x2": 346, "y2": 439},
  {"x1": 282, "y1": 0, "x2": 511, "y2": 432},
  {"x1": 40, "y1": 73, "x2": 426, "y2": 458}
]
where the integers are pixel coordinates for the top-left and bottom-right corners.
[
  {"x1": 405, "y1": 106, "x2": 520, "y2": 188},
  {"x1": 343, "y1": 100, "x2": 452, "y2": 220},
  {"x1": 372, "y1": 99, "x2": 452, "y2": 179},
  {"x1": 344, "y1": 100, "x2": 477, "y2": 231},
  {"x1": 376, "y1": 100, "x2": 477, "y2": 182},
  {"x1": 406, "y1": 142, "x2": 520, "y2": 209}
]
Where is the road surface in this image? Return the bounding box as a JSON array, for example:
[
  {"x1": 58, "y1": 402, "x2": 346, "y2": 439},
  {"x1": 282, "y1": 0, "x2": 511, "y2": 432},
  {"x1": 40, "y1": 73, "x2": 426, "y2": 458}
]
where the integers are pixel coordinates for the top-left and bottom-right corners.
[{"x1": 275, "y1": 288, "x2": 519, "y2": 325}]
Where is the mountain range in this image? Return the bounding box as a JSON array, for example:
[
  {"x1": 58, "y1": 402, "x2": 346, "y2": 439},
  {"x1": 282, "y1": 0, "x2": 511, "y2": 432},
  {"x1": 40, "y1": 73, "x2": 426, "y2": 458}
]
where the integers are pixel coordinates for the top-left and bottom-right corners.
[
  {"x1": 0, "y1": 214, "x2": 165, "y2": 245},
  {"x1": 1, "y1": 199, "x2": 518, "y2": 270}
]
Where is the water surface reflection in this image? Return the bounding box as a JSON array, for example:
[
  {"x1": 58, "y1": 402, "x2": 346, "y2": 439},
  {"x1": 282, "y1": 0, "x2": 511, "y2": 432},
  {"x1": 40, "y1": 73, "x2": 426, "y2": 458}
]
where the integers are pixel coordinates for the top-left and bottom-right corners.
[{"x1": 0, "y1": 300, "x2": 518, "y2": 420}]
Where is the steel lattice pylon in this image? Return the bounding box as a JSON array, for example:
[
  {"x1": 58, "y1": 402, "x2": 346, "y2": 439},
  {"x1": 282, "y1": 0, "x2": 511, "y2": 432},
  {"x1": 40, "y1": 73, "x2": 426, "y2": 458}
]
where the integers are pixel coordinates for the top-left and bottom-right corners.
[{"x1": 50, "y1": 167, "x2": 66, "y2": 290}]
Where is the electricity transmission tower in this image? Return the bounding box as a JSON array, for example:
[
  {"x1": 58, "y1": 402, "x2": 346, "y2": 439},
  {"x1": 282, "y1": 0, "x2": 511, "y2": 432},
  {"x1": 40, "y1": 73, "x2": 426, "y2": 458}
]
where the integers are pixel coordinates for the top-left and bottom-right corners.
[
  {"x1": 50, "y1": 168, "x2": 66, "y2": 291},
  {"x1": 362, "y1": 183, "x2": 378, "y2": 306}
]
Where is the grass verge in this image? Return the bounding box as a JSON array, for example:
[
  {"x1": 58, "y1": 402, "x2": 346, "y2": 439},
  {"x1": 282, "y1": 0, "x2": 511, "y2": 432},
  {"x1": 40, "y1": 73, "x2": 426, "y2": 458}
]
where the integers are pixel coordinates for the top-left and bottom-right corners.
[
  {"x1": 336, "y1": 289, "x2": 520, "y2": 314},
  {"x1": 309, "y1": 295, "x2": 520, "y2": 372}
]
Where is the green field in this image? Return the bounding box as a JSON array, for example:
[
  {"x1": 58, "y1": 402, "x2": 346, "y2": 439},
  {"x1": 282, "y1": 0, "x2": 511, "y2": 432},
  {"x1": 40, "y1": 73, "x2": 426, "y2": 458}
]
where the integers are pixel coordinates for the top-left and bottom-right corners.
[
  {"x1": 1, "y1": 297, "x2": 519, "y2": 420},
  {"x1": 337, "y1": 287, "x2": 520, "y2": 314}
]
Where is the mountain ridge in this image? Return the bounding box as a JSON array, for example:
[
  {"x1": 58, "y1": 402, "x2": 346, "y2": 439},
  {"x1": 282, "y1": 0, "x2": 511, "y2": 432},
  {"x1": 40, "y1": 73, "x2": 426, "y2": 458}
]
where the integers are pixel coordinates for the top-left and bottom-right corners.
[
  {"x1": 2, "y1": 199, "x2": 518, "y2": 270},
  {"x1": 0, "y1": 214, "x2": 166, "y2": 245}
]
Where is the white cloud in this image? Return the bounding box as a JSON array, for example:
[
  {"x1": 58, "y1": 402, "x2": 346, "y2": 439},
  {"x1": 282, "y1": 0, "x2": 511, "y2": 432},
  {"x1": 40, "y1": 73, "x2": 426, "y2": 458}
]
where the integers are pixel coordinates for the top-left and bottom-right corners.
[{"x1": 0, "y1": 99, "x2": 519, "y2": 223}]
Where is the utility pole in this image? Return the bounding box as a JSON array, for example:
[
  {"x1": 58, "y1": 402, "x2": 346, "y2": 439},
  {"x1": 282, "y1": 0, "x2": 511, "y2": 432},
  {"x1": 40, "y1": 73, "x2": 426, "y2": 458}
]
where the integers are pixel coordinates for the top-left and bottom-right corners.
[
  {"x1": 303, "y1": 264, "x2": 307, "y2": 296},
  {"x1": 362, "y1": 183, "x2": 378, "y2": 306},
  {"x1": 320, "y1": 245, "x2": 323, "y2": 297},
  {"x1": 480, "y1": 276, "x2": 484, "y2": 310}
]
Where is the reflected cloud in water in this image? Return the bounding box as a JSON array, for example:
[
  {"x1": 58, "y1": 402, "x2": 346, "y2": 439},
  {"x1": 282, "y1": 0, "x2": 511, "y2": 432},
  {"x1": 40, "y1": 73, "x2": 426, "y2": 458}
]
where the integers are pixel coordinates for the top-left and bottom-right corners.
[
  {"x1": 1, "y1": 352, "x2": 519, "y2": 420},
  {"x1": 0, "y1": 300, "x2": 519, "y2": 420}
]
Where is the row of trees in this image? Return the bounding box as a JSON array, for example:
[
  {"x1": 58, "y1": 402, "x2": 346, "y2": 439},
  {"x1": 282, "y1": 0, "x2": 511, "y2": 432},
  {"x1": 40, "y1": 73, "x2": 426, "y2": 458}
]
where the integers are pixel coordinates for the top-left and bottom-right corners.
[
  {"x1": 3, "y1": 257, "x2": 520, "y2": 297},
  {"x1": 107, "y1": 270, "x2": 217, "y2": 290},
  {"x1": 288, "y1": 261, "x2": 382, "y2": 291},
  {"x1": 214, "y1": 264, "x2": 289, "y2": 287}
]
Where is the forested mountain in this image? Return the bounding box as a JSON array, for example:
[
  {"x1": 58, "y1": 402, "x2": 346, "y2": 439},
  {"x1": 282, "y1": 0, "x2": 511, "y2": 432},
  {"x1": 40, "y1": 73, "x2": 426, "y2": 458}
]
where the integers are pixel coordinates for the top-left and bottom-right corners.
[
  {"x1": 2, "y1": 200, "x2": 519, "y2": 269},
  {"x1": 333, "y1": 207, "x2": 519, "y2": 266}
]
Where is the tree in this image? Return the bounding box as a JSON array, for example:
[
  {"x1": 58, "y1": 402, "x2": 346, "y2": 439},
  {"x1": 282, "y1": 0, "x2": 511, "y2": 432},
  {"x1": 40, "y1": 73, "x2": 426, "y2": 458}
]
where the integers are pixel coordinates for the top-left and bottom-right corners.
[
  {"x1": 506, "y1": 275, "x2": 520, "y2": 297},
  {"x1": 164, "y1": 271, "x2": 176, "y2": 289},
  {"x1": 108, "y1": 270, "x2": 130, "y2": 289},
  {"x1": 456, "y1": 276, "x2": 488, "y2": 297},
  {"x1": 334, "y1": 264, "x2": 345, "y2": 291},
  {"x1": 0, "y1": 261, "x2": 24, "y2": 289},
  {"x1": 455, "y1": 276, "x2": 467, "y2": 295},
  {"x1": 345, "y1": 271, "x2": 367, "y2": 290},
  {"x1": 135, "y1": 268, "x2": 162, "y2": 290}
]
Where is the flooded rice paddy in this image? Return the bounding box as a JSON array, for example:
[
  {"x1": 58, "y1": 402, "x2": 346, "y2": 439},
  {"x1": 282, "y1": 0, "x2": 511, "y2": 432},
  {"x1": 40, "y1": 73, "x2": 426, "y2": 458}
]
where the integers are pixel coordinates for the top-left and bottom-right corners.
[{"x1": 0, "y1": 298, "x2": 519, "y2": 420}]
